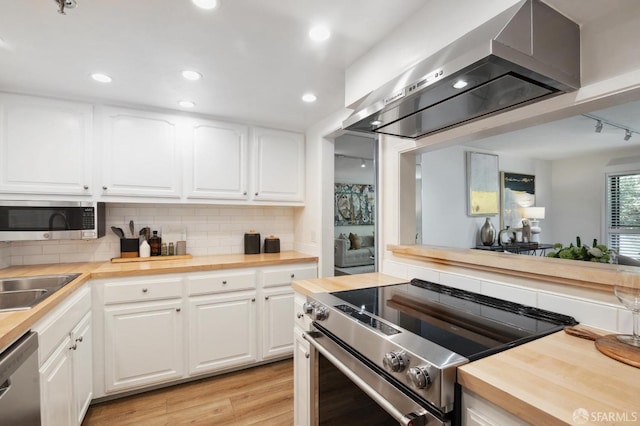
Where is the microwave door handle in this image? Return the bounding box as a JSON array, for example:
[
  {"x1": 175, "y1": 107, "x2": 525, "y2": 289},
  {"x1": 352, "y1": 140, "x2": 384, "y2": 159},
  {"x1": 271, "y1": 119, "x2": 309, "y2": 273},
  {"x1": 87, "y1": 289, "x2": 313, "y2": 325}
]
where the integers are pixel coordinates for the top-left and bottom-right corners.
[
  {"x1": 48, "y1": 213, "x2": 69, "y2": 230},
  {"x1": 304, "y1": 331, "x2": 428, "y2": 426}
]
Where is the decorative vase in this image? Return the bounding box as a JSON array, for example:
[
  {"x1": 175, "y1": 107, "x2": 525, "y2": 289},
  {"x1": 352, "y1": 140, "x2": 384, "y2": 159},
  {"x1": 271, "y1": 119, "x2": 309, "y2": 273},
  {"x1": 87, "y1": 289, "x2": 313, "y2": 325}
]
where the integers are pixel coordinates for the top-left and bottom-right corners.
[{"x1": 480, "y1": 217, "x2": 496, "y2": 246}]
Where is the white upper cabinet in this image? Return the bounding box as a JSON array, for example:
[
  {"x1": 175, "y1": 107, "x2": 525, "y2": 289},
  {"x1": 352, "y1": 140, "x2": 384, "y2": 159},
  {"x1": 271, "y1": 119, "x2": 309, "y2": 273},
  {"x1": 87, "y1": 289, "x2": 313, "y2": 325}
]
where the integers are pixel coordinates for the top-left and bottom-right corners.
[
  {"x1": 252, "y1": 127, "x2": 305, "y2": 203},
  {"x1": 100, "y1": 107, "x2": 181, "y2": 198},
  {"x1": 185, "y1": 119, "x2": 249, "y2": 200},
  {"x1": 0, "y1": 93, "x2": 93, "y2": 196}
]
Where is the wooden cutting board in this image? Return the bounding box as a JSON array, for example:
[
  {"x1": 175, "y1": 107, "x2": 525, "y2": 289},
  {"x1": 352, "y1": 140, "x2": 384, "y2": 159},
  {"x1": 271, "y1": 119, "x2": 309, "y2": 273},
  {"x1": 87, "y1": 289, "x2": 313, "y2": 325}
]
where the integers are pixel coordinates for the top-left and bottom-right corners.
[{"x1": 564, "y1": 326, "x2": 640, "y2": 368}]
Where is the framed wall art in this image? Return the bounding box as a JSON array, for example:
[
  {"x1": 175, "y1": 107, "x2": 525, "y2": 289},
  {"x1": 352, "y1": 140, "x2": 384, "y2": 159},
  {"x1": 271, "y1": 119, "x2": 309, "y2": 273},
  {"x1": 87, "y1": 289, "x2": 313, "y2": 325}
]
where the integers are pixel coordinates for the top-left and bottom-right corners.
[
  {"x1": 466, "y1": 152, "x2": 499, "y2": 216},
  {"x1": 334, "y1": 183, "x2": 375, "y2": 226},
  {"x1": 500, "y1": 172, "x2": 535, "y2": 229}
]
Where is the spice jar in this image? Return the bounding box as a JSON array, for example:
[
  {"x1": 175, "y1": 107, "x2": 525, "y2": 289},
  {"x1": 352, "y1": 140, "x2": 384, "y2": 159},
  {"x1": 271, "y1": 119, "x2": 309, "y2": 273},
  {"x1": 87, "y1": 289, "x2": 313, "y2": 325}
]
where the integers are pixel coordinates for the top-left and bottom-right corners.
[
  {"x1": 161, "y1": 242, "x2": 168, "y2": 256},
  {"x1": 168, "y1": 242, "x2": 175, "y2": 256}
]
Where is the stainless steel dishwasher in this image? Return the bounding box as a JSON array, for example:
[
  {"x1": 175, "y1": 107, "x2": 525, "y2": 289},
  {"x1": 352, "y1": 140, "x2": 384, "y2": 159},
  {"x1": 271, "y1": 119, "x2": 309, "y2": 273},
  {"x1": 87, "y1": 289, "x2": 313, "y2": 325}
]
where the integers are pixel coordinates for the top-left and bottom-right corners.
[{"x1": 0, "y1": 331, "x2": 40, "y2": 425}]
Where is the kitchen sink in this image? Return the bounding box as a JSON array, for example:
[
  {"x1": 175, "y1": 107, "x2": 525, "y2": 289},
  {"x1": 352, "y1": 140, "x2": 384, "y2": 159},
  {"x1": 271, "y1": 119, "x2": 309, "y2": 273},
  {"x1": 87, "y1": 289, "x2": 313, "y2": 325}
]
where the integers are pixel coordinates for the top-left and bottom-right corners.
[{"x1": 0, "y1": 273, "x2": 81, "y2": 312}]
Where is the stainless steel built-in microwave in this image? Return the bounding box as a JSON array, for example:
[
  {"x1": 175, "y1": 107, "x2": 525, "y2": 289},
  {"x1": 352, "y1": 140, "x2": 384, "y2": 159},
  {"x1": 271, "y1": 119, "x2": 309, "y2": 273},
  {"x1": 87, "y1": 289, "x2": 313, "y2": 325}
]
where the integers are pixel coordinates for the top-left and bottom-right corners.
[{"x1": 0, "y1": 201, "x2": 106, "y2": 241}]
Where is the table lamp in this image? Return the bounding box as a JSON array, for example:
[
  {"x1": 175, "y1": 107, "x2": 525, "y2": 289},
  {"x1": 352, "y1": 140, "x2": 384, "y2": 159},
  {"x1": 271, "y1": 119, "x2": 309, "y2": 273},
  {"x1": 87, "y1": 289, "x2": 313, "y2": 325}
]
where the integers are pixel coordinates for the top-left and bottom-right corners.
[{"x1": 522, "y1": 207, "x2": 545, "y2": 243}]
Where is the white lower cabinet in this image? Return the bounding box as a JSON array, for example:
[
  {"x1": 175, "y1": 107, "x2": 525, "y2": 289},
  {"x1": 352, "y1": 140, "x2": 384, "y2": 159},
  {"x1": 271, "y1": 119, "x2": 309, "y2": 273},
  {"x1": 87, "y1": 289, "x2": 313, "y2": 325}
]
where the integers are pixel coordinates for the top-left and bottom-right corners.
[
  {"x1": 34, "y1": 284, "x2": 92, "y2": 426},
  {"x1": 71, "y1": 313, "x2": 93, "y2": 425},
  {"x1": 40, "y1": 335, "x2": 74, "y2": 426},
  {"x1": 93, "y1": 263, "x2": 317, "y2": 398},
  {"x1": 293, "y1": 326, "x2": 315, "y2": 426},
  {"x1": 262, "y1": 286, "x2": 295, "y2": 359},
  {"x1": 461, "y1": 388, "x2": 529, "y2": 426},
  {"x1": 188, "y1": 291, "x2": 257, "y2": 374},
  {"x1": 104, "y1": 299, "x2": 184, "y2": 393}
]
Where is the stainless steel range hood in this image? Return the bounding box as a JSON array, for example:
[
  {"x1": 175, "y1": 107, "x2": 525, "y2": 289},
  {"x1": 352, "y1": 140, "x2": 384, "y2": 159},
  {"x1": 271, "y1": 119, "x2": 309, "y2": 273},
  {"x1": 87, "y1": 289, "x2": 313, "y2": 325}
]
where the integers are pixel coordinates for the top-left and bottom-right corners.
[{"x1": 342, "y1": 0, "x2": 580, "y2": 139}]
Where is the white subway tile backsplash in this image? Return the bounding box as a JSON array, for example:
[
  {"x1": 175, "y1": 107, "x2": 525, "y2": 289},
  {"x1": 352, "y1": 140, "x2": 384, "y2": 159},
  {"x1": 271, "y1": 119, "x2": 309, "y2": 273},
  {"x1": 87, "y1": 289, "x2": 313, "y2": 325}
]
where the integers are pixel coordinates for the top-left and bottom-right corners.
[
  {"x1": 537, "y1": 292, "x2": 618, "y2": 330},
  {"x1": 481, "y1": 281, "x2": 537, "y2": 306},
  {"x1": 617, "y1": 308, "x2": 634, "y2": 335},
  {"x1": 407, "y1": 266, "x2": 439, "y2": 283},
  {"x1": 440, "y1": 272, "x2": 481, "y2": 293},
  {"x1": 4, "y1": 203, "x2": 296, "y2": 266}
]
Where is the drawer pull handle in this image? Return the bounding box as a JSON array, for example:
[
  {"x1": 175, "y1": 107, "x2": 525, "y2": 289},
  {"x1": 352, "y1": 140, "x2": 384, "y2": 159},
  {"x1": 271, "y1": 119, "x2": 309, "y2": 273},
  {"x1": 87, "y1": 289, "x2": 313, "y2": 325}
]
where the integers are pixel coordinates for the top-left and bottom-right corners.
[
  {"x1": 83, "y1": 185, "x2": 89, "y2": 190},
  {"x1": 291, "y1": 274, "x2": 295, "y2": 278},
  {"x1": 296, "y1": 312, "x2": 303, "y2": 319},
  {"x1": 176, "y1": 308, "x2": 181, "y2": 312},
  {"x1": 305, "y1": 352, "x2": 310, "y2": 359},
  {"x1": 222, "y1": 280, "x2": 227, "y2": 285},
  {"x1": 265, "y1": 296, "x2": 269, "y2": 300},
  {"x1": 76, "y1": 336, "x2": 83, "y2": 343},
  {"x1": 142, "y1": 288, "x2": 148, "y2": 293},
  {"x1": 251, "y1": 298, "x2": 255, "y2": 302},
  {"x1": 102, "y1": 186, "x2": 108, "y2": 190},
  {"x1": 69, "y1": 344, "x2": 77, "y2": 351}
]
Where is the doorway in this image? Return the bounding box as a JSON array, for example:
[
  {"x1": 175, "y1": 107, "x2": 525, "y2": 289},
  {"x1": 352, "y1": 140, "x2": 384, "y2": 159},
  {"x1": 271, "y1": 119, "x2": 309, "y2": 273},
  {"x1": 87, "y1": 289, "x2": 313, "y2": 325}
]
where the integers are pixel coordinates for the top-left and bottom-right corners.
[{"x1": 333, "y1": 133, "x2": 377, "y2": 276}]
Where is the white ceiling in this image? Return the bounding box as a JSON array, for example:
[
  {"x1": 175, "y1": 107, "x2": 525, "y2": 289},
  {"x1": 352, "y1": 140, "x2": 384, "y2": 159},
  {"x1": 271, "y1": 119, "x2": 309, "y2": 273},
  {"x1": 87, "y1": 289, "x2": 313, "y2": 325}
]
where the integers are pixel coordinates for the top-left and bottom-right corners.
[{"x1": 0, "y1": 0, "x2": 428, "y2": 131}]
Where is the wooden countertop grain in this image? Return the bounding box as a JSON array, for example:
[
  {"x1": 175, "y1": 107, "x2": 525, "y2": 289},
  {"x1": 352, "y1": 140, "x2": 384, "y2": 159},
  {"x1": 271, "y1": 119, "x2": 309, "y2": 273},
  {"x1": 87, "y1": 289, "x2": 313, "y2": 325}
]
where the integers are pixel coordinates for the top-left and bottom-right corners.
[
  {"x1": 0, "y1": 251, "x2": 317, "y2": 352},
  {"x1": 458, "y1": 327, "x2": 640, "y2": 425},
  {"x1": 291, "y1": 272, "x2": 406, "y2": 295}
]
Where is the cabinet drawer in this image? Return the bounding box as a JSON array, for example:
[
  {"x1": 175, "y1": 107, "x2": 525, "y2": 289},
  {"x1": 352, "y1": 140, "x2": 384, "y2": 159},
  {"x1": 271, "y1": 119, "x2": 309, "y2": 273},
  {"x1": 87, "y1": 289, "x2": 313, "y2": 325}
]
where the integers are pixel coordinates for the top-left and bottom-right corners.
[
  {"x1": 103, "y1": 277, "x2": 183, "y2": 305},
  {"x1": 186, "y1": 271, "x2": 256, "y2": 296},
  {"x1": 263, "y1": 265, "x2": 317, "y2": 288}
]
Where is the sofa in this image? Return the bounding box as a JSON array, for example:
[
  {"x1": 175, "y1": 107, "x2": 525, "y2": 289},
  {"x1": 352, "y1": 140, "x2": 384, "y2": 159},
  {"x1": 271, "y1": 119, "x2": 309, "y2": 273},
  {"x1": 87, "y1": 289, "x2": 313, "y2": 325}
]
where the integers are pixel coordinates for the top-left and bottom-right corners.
[{"x1": 334, "y1": 234, "x2": 374, "y2": 268}]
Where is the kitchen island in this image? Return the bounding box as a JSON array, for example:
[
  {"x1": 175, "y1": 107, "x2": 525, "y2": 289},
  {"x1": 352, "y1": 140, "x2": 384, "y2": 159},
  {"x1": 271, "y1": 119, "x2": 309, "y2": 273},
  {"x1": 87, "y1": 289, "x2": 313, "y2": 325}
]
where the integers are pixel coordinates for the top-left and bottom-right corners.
[{"x1": 293, "y1": 273, "x2": 640, "y2": 426}]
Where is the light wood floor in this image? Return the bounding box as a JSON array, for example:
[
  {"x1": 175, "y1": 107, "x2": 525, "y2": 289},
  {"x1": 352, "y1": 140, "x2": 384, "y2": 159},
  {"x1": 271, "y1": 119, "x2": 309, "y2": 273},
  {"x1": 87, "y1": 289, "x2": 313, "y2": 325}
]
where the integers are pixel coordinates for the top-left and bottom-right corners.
[{"x1": 83, "y1": 359, "x2": 294, "y2": 426}]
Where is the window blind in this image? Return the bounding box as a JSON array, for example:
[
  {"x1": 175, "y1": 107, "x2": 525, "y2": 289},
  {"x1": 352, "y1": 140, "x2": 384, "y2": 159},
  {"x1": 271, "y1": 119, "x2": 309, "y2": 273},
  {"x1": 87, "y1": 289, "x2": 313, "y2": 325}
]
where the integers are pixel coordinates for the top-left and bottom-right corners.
[{"x1": 607, "y1": 172, "x2": 640, "y2": 260}]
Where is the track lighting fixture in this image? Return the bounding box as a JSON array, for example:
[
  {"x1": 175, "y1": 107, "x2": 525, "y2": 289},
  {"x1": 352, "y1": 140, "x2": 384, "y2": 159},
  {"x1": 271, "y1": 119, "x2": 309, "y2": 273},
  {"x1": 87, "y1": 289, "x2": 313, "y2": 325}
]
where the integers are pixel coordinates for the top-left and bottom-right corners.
[
  {"x1": 583, "y1": 113, "x2": 638, "y2": 142},
  {"x1": 361, "y1": 159, "x2": 366, "y2": 168},
  {"x1": 595, "y1": 120, "x2": 603, "y2": 133}
]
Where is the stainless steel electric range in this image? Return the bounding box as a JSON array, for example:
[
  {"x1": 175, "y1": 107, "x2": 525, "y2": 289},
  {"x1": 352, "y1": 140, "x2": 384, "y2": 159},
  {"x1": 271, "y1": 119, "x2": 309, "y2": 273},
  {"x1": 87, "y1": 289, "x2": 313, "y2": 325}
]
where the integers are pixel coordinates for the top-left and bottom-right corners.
[{"x1": 302, "y1": 278, "x2": 577, "y2": 425}]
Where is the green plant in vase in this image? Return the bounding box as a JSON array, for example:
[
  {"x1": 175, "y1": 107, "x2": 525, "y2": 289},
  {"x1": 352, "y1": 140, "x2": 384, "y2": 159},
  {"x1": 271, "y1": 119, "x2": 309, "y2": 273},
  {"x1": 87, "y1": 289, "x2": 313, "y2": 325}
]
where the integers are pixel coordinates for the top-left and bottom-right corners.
[{"x1": 546, "y1": 236, "x2": 613, "y2": 263}]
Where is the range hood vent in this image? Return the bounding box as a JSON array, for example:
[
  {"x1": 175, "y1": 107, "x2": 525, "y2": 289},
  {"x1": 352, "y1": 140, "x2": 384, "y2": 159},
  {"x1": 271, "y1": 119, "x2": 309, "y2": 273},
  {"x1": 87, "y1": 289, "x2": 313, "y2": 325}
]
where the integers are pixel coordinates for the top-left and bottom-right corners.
[{"x1": 343, "y1": 0, "x2": 580, "y2": 139}]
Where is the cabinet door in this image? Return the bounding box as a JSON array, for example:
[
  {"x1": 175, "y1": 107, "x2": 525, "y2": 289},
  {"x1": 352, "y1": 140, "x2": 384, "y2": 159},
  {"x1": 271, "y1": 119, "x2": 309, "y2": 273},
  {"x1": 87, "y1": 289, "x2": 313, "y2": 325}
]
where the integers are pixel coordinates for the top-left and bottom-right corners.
[
  {"x1": 104, "y1": 300, "x2": 184, "y2": 393},
  {"x1": 40, "y1": 336, "x2": 74, "y2": 426},
  {"x1": 187, "y1": 292, "x2": 257, "y2": 375},
  {"x1": 293, "y1": 327, "x2": 315, "y2": 426},
  {"x1": 0, "y1": 93, "x2": 93, "y2": 195},
  {"x1": 252, "y1": 127, "x2": 304, "y2": 202},
  {"x1": 262, "y1": 286, "x2": 294, "y2": 359},
  {"x1": 185, "y1": 119, "x2": 249, "y2": 200},
  {"x1": 100, "y1": 107, "x2": 181, "y2": 198},
  {"x1": 71, "y1": 313, "x2": 92, "y2": 426}
]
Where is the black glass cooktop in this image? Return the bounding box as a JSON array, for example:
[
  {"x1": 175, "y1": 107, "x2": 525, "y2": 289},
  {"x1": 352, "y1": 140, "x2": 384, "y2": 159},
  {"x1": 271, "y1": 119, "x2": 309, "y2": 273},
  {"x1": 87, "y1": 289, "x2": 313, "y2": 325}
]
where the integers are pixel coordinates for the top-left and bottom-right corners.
[{"x1": 330, "y1": 278, "x2": 578, "y2": 360}]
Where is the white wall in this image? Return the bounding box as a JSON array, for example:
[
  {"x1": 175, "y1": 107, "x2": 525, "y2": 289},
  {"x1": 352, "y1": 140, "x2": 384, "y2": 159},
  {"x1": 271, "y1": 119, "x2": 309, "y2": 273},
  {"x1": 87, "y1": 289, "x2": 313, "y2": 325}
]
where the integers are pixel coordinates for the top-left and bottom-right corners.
[
  {"x1": 420, "y1": 145, "x2": 552, "y2": 248},
  {"x1": 549, "y1": 146, "x2": 640, "y2": 246},
  {"x1": 7, "y1": 203, "x2": 295, "y2": 265}
]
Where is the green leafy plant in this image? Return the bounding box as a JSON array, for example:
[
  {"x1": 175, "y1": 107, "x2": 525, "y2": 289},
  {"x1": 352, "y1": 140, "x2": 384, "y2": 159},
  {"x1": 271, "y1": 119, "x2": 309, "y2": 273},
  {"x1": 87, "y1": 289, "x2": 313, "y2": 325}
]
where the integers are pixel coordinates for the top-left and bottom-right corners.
[{"x1": 547, "y1": 237, "x2": 613, "y2": 263}]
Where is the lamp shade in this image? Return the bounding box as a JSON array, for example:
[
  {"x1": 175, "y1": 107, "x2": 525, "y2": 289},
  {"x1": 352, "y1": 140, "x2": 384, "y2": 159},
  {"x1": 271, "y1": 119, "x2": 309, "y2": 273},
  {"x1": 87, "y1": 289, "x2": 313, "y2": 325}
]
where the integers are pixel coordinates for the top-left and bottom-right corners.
[{"x1": 522, "y1": 207, "x2": 545, "y2": 220}]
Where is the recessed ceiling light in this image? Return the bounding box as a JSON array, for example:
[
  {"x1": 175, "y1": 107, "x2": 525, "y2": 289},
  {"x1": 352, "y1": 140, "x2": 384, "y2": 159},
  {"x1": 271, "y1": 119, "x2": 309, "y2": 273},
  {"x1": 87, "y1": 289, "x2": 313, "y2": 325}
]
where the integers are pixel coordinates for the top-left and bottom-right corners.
[
  {"x1": 302, "y1": 93, "x2": 317, "y2": 103},
  {"x1": 309, "y1": 25, "x2": 331, "y2": 42},
  {"x1": 192, "y1": 0, "x2": 220, "y2": 10},
  {"x1": 91, "y1": 73, "x2": 112, "y2": 83},
  {"x1": 179, "y1": 100, "x2": 196, "y2": 108},
  {"x1": 453, "y1": 80, "x2": 468, "y2": 89},
  {"x1": 182, "y1": 70, "x2": 202, "y2": 81}
]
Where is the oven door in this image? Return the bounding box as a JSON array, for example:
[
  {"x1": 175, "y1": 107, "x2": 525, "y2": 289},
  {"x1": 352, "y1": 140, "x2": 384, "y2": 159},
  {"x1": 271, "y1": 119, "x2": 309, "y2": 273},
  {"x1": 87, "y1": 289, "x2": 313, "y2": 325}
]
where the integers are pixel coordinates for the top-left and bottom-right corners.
[{"x1": 304, "y1": 327, "x2": 449, "y2": 426}]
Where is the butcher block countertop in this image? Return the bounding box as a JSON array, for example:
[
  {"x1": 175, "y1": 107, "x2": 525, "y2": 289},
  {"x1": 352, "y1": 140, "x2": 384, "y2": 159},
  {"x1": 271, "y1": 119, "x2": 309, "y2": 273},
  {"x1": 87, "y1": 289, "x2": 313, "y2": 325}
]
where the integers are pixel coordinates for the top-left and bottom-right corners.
[
  {"x1": 0, "y1": 251, "x2": 317, "y2": 352},
  {"x1": 292, "y1": 273, "x2": 640, "y2": 426},
  {"x1": 458, "y1": 327, "x2": 640, "y2": 425}
]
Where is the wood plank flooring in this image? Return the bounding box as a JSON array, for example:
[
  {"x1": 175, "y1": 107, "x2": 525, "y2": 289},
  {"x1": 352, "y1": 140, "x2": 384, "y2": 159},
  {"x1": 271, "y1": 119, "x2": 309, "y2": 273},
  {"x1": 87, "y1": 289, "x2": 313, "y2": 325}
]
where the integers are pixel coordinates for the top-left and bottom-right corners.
[{"x1": 83, "y1": 359, "x2": 293, "y2": 426}]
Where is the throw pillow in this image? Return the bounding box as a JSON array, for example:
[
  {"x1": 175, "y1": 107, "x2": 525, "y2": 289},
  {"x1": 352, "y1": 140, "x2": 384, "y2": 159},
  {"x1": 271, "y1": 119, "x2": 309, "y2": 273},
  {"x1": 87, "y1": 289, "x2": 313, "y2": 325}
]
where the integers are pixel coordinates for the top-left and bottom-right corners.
[{"x1": 349, "y1": 232, "x2": 361, "y2": 250}]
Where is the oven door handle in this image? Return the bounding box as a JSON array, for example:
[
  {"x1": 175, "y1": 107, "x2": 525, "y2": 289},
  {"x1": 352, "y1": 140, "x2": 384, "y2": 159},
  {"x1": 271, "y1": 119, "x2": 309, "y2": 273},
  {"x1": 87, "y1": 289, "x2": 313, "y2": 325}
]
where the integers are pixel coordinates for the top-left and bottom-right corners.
[{"x1": 305, "y1": 331, "x2": 430, "y2": 426}]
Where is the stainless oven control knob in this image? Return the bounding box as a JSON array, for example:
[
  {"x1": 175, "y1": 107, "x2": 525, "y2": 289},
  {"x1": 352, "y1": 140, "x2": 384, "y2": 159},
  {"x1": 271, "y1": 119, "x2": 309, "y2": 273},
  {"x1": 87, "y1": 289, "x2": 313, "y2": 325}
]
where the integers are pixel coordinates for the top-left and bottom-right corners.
[
  {"x1": 313, "y1": 306, "x2": 329, "y2": 321},
  {"x1": 302, "y1": 302, "x2": 315, "y2": 314},
  {"x1": 383, "y1": 351, "x2": 408, "y2": 373},
  {"x1": 407, "y1": 366, "x2": 432, "y2": 389}
]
